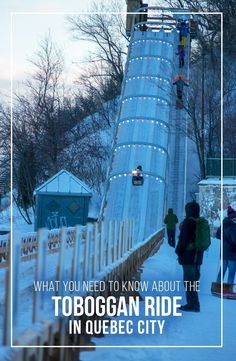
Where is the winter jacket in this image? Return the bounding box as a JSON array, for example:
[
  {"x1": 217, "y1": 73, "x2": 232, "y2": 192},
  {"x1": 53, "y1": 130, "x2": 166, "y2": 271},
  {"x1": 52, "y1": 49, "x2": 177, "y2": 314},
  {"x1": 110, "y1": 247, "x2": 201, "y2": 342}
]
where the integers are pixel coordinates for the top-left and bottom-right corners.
[
  {"x1": 175, "y1": 217, "x2": 204, "y2": 265},
  {"x1": 216, "y1": 217, "x2": 236, "y2": 261},
  {"x1": 164, "y1": 209, "x2": 178, "y2": 230},
  {"x1": 173, "y1": 79, "x2": 188, "y2": 92},
  {"x1": 180, "y1": 24, "x2": 188, "y2": 37},
  {"x1": 176, "y1": 46, "x2": 185, "y2": 59}
]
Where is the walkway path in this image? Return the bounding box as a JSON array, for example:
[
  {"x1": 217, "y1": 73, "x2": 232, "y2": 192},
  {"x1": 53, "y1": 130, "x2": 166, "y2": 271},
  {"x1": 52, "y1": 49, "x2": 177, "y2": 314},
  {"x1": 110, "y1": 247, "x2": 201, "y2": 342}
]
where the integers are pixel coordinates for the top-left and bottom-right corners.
[{"x1": 82, "y1": 237, "x2": 235, "y2": 360}]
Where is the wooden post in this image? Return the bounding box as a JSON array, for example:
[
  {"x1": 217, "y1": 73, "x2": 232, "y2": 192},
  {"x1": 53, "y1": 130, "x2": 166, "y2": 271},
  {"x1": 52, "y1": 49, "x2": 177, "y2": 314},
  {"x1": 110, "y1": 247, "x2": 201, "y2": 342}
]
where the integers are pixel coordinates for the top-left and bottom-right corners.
[
  {"x1": 105, "y1": 222, "x2": 109, "y2": 267},
  {"x1": 59, "y1": 318, "x2": 66, "y2": 361},
  {"x1": 131, "y1": 219, "x2": 135, "y2": 248},
  {"x1": 3, "y1": 230, "x2": 10, "y2": 345},
  {"x1": 71, "y1": 226, "x2": 82, "y2": 281},
  {"x1": 126, "y1": 219, "x2": 129, "y2": 252},
  {"x1": 126, "y1": 220, "x2": 129, "y2": 252},
  {"x1": 107, "y1": 221, "x2": 113, "y2": 265},
  {"x1": 100, "y1": 222, "x2": 105, "y2": 271},
  {"x1": 3, "y1": 268, "x2": 10, "y2": 345},
  {"x1": 128, "y1": 219, "x2": 133, "y2": 250},
  {"x1": 83, "y1": 226, "x2": 89, "y2": 281},
  {"x1": 98, "y1": 223, "x2": 102, "y2": 272},
  {"x1": 113, "y1": 220, "x2": 118, "y2": 262},
  {"x1": 127, "y1": 219, "x2": 131, "y2": 250},
  {"x1": 128, "y1": 219, "x2": 131, "y2": 251},
  {"x1": 91, "y1": 224, "x2": 95, "y2": 278},
  {"x1": 111, "y1": 220, "x2": 115, "y2": 262},
  {"x1": 124, "y1": 220, "x2": 128, "y2": 254},
  {"x1": 93, "y1": 223, "x2": 99, "y2": 276},
  {"x1": 57, "y1": 227, "x2": 67, "y2": 296},
  {"x1": 33, "y1": 228, "x2": 48, "y2": 323},
  {"x1": 123, "y1": 220, "x2": 127, "y2": 254},
  {"x1": 87, "y1": 224, "x2": 92, "y2": 280},
  {"x1": 12, "y1": 232, "x2": 21, "y2": 333},
  {"x1": 118, "y1": 222, "x2": 123, "y2": 258}
]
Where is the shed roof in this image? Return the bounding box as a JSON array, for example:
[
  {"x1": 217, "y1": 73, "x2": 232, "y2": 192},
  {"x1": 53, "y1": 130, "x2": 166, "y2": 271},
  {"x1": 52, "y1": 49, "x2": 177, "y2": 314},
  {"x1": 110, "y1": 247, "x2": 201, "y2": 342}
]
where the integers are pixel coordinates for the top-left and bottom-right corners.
[
  {"x1": 198, "y1": 177, "x2": 236, "y2": 186},
  {"x1": 34, "y1": 169, "x2": 92, "y2": 195}
]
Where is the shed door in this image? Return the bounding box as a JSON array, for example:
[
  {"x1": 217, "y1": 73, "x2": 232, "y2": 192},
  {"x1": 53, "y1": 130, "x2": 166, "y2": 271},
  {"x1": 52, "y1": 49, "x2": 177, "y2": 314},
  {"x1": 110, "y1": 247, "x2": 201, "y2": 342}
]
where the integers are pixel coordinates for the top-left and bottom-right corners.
[{"x1": 38, "y1": 195, "x2": 87, "y2": 229}]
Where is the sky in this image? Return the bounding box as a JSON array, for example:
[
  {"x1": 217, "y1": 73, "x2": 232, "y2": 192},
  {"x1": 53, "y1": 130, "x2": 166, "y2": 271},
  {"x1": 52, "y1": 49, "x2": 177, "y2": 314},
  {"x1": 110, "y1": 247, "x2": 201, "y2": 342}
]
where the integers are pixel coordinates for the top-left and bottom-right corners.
[
  {"x1": 0, "y1": 0, "x2": 128, "y2": 99},
  {"x1": 0, "y1": 0, "x2": 170, "y2": 100}
]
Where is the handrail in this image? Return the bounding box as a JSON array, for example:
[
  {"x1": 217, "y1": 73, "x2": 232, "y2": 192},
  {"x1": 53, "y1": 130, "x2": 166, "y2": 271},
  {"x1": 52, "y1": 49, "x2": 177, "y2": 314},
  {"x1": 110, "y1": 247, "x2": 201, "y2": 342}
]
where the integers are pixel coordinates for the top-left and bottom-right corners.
[
  {"x1": 109, "y1": 172, "x2": 166, "y2": 184},
  {"x1": 131, "y1": 5, "x2": 197, "y2": 13},
  {"x1": 113, "y1": 141, "x2": 167, "y2": 154},
  {"x1": 117, "y1": 116, "x2": 169, "y2": 129},
  {"x1": 122, "y1": 94, "x2": 170, "y2": 106},
  {"x1": 132, "y1": 38, "x2": 174, "y2": 46},
  {"x1": 129, "y1": 54, "x2": 174, "y2": 65},
  {"x1": 133, "y1": 21, "x2": 177, "y2": 31}
]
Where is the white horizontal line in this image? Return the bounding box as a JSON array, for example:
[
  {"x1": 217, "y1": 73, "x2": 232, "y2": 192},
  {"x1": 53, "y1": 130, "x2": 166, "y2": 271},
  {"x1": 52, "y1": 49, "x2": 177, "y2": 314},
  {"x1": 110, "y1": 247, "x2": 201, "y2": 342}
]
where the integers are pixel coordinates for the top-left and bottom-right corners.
[
  {"x1": 11, "y1": 11, "x2": 223, "y2": 15},
  {"x1": 11, "y1": 344, "x2": 223, "y2": 348}
]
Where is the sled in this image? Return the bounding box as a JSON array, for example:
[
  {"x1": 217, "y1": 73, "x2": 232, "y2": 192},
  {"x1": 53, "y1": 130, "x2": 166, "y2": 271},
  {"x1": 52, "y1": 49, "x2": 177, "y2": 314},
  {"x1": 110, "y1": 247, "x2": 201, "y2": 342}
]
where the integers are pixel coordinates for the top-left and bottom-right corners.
[
  {"x1": 211, "y1": 291, "x2": 236, "y2": 300},
  {"x1": 211, "y1": 282, "x2": 236, "y2": 299},
  {"x1": 132, "y1": 175, "x2": 144, "y2": 186},
  {"x1": 176, "y1": 98, "x2": 184, "y2": 109}
]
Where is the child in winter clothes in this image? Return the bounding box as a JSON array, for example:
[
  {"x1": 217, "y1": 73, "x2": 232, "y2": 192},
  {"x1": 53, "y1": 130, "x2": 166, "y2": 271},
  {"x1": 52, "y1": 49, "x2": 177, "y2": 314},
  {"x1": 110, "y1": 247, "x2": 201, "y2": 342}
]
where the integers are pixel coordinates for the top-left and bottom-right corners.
[
  {"x1": 173, "y1": 76, "x2": 189, "y2": 100},
  {"x1": 164, "y1": 208, "x2": 178, "y2": 248},
  {"x1": 216, "y1": 206, "x2": 236, "y2": 285},
  {"x1": 176, "y1": 45, "x2": 185, "y2": 68},
  {"x1": 179, "y1": 21, "x2": 188, "y2": 47}
]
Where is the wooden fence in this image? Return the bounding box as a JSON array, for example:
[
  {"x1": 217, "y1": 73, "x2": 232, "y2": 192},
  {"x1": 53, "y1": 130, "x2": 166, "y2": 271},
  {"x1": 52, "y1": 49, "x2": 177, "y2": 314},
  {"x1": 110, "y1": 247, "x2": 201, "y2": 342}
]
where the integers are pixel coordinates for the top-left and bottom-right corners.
[
  {"x1": 1, "y1": 220, "x2": 164, "y2": 361},
  {"x1": 0, "y1": 219, "x2": 135, "y2": 268}
]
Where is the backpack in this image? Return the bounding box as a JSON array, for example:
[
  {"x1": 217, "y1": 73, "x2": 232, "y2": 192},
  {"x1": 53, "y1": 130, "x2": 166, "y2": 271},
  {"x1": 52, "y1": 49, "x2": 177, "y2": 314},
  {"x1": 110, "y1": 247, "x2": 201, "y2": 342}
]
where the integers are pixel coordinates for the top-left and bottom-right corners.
[{"x1": 187, "y1": 217, "x2": 211, "y2": 252}]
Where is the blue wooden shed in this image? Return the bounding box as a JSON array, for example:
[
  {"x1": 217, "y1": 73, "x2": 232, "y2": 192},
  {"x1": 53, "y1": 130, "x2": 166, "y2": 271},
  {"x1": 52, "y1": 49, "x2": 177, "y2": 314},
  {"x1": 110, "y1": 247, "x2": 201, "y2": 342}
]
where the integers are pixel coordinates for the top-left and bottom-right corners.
[{"x1": 34, "y1": 170, "x2": 92, "y2": 230}]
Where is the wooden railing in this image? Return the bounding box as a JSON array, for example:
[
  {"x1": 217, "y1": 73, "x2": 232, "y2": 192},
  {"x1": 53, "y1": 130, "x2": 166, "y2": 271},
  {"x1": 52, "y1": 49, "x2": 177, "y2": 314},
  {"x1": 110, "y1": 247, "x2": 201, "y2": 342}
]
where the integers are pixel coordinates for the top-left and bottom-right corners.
[
  {"x1": 2, "y1": 220, "x2": 135, "y2": 343},
  {"x1": 0, "y1": 220, "x2": 135, "y2": 268},
  {"x1": 1, "y1": 220, "x2": 164, "y2": 359}
]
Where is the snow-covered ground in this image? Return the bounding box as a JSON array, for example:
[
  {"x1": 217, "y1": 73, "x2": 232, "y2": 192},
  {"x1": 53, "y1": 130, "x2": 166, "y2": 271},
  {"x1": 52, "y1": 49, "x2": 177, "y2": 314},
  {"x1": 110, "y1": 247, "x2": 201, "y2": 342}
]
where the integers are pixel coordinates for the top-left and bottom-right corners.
[
  {"x1": 0, "y1": 199, "x2": 34, "y2": 233},
  {"x1": 81, "y1": 236, "x2": 235, "y2": 361}
]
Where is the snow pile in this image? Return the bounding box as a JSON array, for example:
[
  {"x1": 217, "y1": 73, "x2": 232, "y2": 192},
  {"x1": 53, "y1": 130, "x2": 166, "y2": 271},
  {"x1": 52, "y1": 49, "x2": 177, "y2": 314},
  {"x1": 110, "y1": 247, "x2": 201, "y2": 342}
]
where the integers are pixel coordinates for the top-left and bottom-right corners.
[
  {"x1": 199, "y1": 181, "x2": 236, "y2": 229},
  {"x1": 0, "y1": 201, "x2": 34, "y2": 233}
]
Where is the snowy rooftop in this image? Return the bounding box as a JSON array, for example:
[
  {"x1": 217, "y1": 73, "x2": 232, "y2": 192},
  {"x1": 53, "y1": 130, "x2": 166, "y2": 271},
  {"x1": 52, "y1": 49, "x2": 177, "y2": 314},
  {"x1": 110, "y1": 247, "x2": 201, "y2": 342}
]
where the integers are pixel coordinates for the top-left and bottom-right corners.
[
  {"x1": 199, "y1": 177, "x2": 236, "y2": 186},
  {"x1": 34, "y1": 169, "x2": 92, "y2": 195}
]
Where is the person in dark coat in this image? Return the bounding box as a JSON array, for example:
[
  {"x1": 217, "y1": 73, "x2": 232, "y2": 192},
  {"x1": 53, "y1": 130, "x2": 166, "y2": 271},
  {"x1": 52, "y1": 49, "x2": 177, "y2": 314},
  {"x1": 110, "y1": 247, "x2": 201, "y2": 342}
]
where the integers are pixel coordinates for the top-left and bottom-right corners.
[
  {"x1": 176, "y1": 45, "x2": 185, "y2": 68},
  {"x1": 175, "y1": 201, "x2": 203, "y2": 312},
  {"x1": 216, "y1": 206, "x2": 236, "y2": 284},
  {"x1": 173, "y1": 76, "x2": 189, "y2": 100},
  {"x1": 164, "y1": 208, "x2": 178, "y2": 248}
]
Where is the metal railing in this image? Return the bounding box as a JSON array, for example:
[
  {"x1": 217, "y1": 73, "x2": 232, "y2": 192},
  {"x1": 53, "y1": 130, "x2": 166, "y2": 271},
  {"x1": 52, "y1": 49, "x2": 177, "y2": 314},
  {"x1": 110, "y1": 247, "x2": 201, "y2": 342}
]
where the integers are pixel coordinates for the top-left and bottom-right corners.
[{"x1": 206, "y1": 158, "x2": 236, "y2": 177}]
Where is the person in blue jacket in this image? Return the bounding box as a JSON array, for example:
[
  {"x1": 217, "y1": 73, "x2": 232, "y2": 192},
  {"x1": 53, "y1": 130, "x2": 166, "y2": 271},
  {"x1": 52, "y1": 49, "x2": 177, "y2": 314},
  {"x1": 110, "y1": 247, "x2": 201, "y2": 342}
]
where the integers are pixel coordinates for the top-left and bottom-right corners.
[
  {"x1": 179, "y1": 21, "x2": 188, "y2": 47},
  {"x1": 173, "y1": 75, "x2": 189, "y2": 100}
]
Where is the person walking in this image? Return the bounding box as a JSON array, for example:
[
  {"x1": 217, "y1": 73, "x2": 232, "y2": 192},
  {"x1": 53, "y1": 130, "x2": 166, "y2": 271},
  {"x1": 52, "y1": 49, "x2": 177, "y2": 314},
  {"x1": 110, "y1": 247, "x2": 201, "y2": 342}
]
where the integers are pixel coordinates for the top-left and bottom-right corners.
[
  {"x1": 179, "y1": 21, "x2": 188, "y2": 47},
  {"x1": 173, "y1": 75, "x2": 189, "y2": 100},
  {"x1": 211, "y1": 205, "x2": 236, "y2": 296},
  {"x1": 175, "y1": 201, "x2": 210, "y2": 312},
  {"x1": 176, "y1": 45, "x2": 185, "y2": 68},
  {"x1": 164, "y1": 208, "x2": 178, "y2": 247}
]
